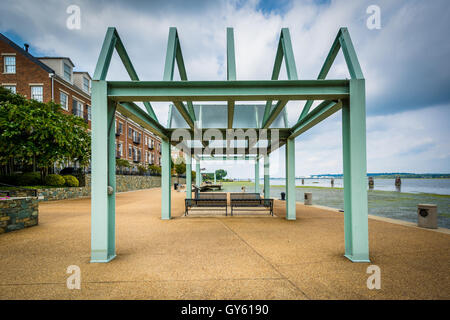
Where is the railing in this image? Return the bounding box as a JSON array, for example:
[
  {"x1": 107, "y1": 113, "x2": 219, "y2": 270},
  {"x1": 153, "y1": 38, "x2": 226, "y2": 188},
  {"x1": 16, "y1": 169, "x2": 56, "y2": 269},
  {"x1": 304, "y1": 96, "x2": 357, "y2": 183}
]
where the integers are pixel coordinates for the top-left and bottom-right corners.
[
  {"x1": 133, "y1": 137, "x2": 141, "y2": 144},
  {"x1": 116, "y1": 151, "x2": 121, "y2": 159}
]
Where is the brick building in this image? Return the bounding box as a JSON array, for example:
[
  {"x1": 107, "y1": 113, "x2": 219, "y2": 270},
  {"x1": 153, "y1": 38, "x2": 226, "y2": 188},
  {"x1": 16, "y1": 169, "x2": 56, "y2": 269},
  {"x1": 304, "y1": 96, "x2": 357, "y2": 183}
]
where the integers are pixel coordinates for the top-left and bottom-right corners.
[{"x1": 0, "y1": 32, "x2": 161, "y2": 170}]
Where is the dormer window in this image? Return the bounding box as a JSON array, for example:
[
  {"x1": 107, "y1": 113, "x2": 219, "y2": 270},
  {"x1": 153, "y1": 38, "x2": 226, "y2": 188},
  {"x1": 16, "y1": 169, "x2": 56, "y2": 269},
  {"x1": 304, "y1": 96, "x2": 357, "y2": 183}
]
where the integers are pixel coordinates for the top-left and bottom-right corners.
[
  {"x1": 83, "y1": 77, "x2": 90, "y2": 92},
  {"x1": 63, "y1": 63, "x2": 72, "y2": 82}
]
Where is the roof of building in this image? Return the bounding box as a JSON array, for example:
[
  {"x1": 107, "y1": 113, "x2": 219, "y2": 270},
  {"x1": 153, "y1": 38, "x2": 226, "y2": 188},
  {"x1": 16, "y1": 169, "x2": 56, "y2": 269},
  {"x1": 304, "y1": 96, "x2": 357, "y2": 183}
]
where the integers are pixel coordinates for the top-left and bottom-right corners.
[
  {"x1": 0, "y1": 32, "x2": 55, "y2": 74},
  {"x1": 37, "y1": 56, "x2": 75, "y2": 67}
]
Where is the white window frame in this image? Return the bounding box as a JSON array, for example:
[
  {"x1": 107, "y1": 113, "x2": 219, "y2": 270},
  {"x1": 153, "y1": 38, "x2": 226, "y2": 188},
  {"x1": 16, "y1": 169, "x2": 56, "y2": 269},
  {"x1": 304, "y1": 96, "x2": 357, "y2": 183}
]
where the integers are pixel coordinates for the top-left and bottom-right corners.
[
  {"x1": 3, "y1": 55, "x2": 16, "y2": 74},
  {"x1": 83, "y1": 77, "x2": 90, "y2": 93},
  {"x1": 30, "y1": 85, "x2": 43, "y2": 102},
  {"x1": 59, "y1": 91, "x2": 68, "y2": 110},
  {"x1": 63, "y1": 63, "x2": 72, "y2": 82},
  {"x1": 73, "y1": 98, "x2": 84, "y2": 117},
  {"x1": 3, "y1": 85, "x2": 16, "y2": 93}
]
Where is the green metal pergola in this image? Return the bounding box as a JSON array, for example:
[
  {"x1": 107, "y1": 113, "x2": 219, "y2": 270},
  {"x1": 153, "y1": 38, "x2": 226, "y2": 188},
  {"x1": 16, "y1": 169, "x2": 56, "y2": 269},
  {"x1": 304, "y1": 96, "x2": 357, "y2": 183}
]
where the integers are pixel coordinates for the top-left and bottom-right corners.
[{"x1": 90, "y1": 26, "x2": 369, "y2": 263}]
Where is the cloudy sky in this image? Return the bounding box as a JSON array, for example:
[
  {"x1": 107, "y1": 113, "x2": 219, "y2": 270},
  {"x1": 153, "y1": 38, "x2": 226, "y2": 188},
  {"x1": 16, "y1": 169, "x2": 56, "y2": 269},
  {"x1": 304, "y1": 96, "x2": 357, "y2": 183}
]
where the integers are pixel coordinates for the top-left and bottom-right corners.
[{"x1": 1, "y1": 0, "x2": 449, "y2": 178}]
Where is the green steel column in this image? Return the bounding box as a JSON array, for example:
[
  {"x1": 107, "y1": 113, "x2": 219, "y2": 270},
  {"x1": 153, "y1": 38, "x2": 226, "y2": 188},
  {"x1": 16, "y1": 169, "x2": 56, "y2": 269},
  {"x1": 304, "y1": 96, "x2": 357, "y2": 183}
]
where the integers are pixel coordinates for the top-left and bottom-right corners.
[
  {"x1": 264, "y1": 155, "x2": 270, "y2": 199},
  {"x1": 254, "y1": 158, "x2": 260, "y2": 193},
  {"x1": 196, "y1": 161, "x2": 201, "y2": 186},
  {"x1": 161, "y1": 139, "x2": 171, "y2": 220},
  {"x1": 91, "y1": 81, "x2": 116, "y2": 263},
  {"x1": 285, "y1": 138, "x2": 296, "y2": 220},
  {"x1": 342, "y1": 79, "x2": 370, "y2": 262},
  {"x1": 186, "y1": 157, "x2": 192, "y2": 199}
]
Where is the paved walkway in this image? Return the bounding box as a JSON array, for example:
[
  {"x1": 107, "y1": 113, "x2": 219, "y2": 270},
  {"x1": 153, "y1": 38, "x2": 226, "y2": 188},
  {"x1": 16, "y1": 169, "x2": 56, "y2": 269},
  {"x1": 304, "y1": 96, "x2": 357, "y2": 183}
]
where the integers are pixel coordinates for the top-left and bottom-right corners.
[{"x1": 0, "y1": 188, "x2": 449, "y2": 299}]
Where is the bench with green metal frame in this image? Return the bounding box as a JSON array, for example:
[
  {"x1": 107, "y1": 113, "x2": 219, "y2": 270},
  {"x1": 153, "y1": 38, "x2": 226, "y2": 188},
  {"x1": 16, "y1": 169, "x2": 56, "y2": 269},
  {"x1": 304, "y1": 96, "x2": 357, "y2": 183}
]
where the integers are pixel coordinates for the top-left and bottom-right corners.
[{"x1": 230, "y1": 193, "x2": 273, "y2": 216}]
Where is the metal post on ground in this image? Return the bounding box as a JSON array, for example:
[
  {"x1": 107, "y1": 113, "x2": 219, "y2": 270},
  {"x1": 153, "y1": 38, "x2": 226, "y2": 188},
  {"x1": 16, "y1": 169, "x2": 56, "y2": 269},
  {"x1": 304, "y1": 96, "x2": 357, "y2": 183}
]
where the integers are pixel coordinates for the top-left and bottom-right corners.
[
  {"x1": 264, "y1": 155, "x2": 270, "y2": 199},
  {"x1": 161, "y1": 139, "x2": 171, "y2": 220},
  {"x1": 186, "y1": 156, "x2": 192, "y2": 199},
  {"x1": 255, "y1": 158, "x2": 260, "y2": 193},
  {"x1": 196, "y1": 161, "x2": 201, "y2": 186},
  {"x1": 342, "y1": 79, "x2": 370, "y2": 262},
  {"x1": 90, "y1": 81, "x2": 116, "y2": 263},
  {"x1": 285, "y1": 138, "x2": 296, "y2": 220}
]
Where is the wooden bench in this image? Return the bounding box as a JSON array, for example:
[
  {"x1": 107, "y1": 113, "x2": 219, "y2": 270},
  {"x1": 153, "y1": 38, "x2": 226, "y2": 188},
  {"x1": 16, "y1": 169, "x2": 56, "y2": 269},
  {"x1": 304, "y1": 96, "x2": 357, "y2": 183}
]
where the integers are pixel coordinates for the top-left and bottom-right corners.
[
  {"x1": 229, "y1": 193, "x2": 273, "y2": 216},
  {"x1": 185, "y1": 192, "x2": 228, "y2": 216}
]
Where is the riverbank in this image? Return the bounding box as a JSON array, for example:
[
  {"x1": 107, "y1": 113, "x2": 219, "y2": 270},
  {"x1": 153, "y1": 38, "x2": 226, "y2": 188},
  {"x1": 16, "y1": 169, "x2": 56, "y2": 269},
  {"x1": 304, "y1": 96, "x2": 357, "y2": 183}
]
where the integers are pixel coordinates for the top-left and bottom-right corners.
[{"x1": 219, "y1": 182, "x2": 450, "y2": 229}]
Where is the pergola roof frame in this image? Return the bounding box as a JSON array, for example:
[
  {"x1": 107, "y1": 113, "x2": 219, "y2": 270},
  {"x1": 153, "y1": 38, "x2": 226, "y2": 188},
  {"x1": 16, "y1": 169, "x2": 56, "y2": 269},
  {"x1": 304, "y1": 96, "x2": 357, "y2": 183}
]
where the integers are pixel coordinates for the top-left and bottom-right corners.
[{"x1": 90, "y1": 26, "x2": 370, "y2": 265}]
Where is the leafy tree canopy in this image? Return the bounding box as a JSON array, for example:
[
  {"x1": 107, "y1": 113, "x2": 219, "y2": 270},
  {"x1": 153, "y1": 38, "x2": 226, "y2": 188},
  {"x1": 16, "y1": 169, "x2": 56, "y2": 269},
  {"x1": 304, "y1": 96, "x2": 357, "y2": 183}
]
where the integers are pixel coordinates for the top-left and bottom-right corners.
[{"x1": 0, "y1": 87, "x2": 91, "y2": 175}]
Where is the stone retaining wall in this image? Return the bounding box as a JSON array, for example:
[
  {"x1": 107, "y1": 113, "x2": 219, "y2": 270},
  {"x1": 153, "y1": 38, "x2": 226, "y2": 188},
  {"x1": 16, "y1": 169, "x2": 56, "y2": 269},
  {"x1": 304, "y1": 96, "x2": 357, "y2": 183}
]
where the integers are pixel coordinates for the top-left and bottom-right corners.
[
  {"x1": 0, "y1": 197, "x2": 38, "y2": 233},
  {"x1": 35, "y1": 175, "x2": 185, "y2": 201}
]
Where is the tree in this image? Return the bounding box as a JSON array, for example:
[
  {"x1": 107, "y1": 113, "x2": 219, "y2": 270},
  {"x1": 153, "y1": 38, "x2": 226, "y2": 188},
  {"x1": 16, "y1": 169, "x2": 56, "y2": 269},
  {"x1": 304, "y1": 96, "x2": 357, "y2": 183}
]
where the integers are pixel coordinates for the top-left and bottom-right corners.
[
  {"x1": 215, "y1": 169, "x2": 227, "y2": 180},
  {"x1": 174, "y1": 160, "x2": 186, "y2": 183},
  {"x1": 0, "y1": 87, "x2": 91, "y2": 177},
  {"x1": 116, "y1": 159, "x2": 131, "y2": 173},
  {"x1": 148, "y1": 164, "x2": 161, "y2": 175}
]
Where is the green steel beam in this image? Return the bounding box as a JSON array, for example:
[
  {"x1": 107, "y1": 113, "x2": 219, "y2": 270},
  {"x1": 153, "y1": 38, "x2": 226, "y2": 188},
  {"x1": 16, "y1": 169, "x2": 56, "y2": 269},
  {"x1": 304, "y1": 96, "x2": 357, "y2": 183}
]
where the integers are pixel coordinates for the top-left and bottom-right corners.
[
  {"x1": 264, "y1": 155, "x2": 270, "y2": 198},
  {"x1": 91, "y1": 80, "x2": 116, "y2": 263},
  {"x1": 161, "y1": 139, "x2": 171, "y2": 220},
  {"x1": 298, "y1": 30, "x2": 341, "y2": 122},
  {"x1": 289, "y1": 100, "x2": 342, "y2": 139},
  {"x1": 196, "y1": 161, "x2": 201, "y2": 186},
  {"x1": 285, "y1": 137, "x2": 296, "y2": 220},
  {"x1": 342, "y1": 79, "x2": 369, "y2": 262},
  {"x1": 199, "y1": 155, "x2": 258, "y2": 161},
  {"x1": 298, "y1": 28, "x2": 363, "y2": 122},
  {"x1": 255, "y1": 158, "x2": 260, "y2": 193},
  {"x1": 262, "y1": 100, "x2": 289, "y2": 129},
  {"x1": 107, "y1": 79, "x2": 349, "y2": 101},
  {"x1": 227, "y1": 28, "x2": 237, "y2": 81},
  {"x1": 227, "y1": 28, "x2": 236, "y2": 129},
  {"x1": 262, "y1": 28, "x2": 298, "y2": 127},
  {"x1": 117, "y1": 102, "x2": 169, "y2": 140},
  {"x1": 94, "y1": 27, "x2": 158, "y2": 122},
  {"x1": 339, "y1": 28, "x2": 364, "y2": 80},
  {"x1": 167, "y1": 128, "x2": 291, "y2": 139},
  {"x1": 173, "y1": 101, "x2": 195, "y2": 128},
  {"x1": 164, "y1": 27, "x2": 196, "y2": 127},
  {"x1": 186, "y1": 157, "x2": 192, "y2": 199}
]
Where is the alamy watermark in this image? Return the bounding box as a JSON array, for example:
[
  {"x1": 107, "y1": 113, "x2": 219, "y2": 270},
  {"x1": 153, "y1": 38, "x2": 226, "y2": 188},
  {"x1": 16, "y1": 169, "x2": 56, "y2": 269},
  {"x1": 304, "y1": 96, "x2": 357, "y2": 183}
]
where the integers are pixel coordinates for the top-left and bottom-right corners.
[
  {"x1": 66, "y1": 265, "x2": 81, "y2": 289},
  {"x1": 366, "y1": 265, "x2": 381, "y2": 290},
  {"x1": 366, "y1": 5, "x2": 381, "y2": 30},
  {"x1": 66, "y1": 5, "x2": 81, "y2": 30}
]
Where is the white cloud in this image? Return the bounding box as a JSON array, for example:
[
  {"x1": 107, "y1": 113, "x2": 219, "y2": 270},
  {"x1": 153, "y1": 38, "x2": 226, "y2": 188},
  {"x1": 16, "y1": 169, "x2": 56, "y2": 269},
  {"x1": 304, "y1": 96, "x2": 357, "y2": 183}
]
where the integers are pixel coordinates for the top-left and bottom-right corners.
[{"x1": 1, "y1": 0, "x2": 449, "y2": 177}]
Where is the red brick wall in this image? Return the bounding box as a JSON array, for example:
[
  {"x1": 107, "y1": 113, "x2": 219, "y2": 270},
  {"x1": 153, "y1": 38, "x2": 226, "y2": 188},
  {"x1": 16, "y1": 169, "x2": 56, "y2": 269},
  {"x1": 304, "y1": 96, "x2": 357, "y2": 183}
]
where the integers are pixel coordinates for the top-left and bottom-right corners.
[{"x1": 0, "y1": 40, "x2": 51, "y2": 101}]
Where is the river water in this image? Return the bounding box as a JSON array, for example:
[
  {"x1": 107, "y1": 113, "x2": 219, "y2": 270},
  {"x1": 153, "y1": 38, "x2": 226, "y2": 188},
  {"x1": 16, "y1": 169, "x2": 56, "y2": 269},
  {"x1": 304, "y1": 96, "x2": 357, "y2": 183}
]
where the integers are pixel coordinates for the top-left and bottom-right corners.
[
  {"x1": 251, "y1": 178, "x2": 450, "y2": 195},
  {"x1": 220, "y1": 179, "x2": 450, "y2": 228}
]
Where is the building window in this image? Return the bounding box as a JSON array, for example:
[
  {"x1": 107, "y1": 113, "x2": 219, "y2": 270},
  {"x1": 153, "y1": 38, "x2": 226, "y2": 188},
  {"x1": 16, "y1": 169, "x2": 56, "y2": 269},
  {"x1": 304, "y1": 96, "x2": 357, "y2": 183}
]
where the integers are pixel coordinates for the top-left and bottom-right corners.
[
  {"x1": 3, "y1": 56, "x2": 15, "y2": 73},
  {"x1": 83, "y1": 77, "x2": 90, "y2": 92},
  {"x1": 128, "y1": 127, "x2": 132, "y2": 138},
  {"x1": 128, "y1": 146, "x2": 132, "y2": 158},
  {"x1": 72, "y1": 99, "x2": 83, "y2": 117},
  {"x1": 3, "y1": 85, "x2": 16, "y2": 94},
  {"x1": 60, "y1": 92, "x2": 68, "y2": 110},
  {"x1": 118, "y1": 122, "x2": 123, "y2": 134},
  {"x1": 64, "y1": 63, "x2": 71, "y2": 82},
  {"x1": 87, "y1": 105, "x2": 91, "y2": 120},
  {"x1": 31, "y1": 86, "x2": 43, "y2": 102}
]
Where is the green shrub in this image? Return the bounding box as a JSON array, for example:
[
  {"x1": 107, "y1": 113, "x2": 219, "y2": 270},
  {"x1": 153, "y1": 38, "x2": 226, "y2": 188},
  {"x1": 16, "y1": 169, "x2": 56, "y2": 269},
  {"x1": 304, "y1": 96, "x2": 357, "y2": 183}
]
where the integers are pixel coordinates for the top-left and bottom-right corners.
[
  {"x1": 44, "y1": 174, "x2": 65, "y2": 187},
  {"x1": 63, "y1": 175, "x2": 79, "y2": 187},
  {"x1": 0, "y1": 174, "x2": 20, "y2": 185},
  {"x1": 17, "y1": 172, "x2": 42, "y2": 186}
]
